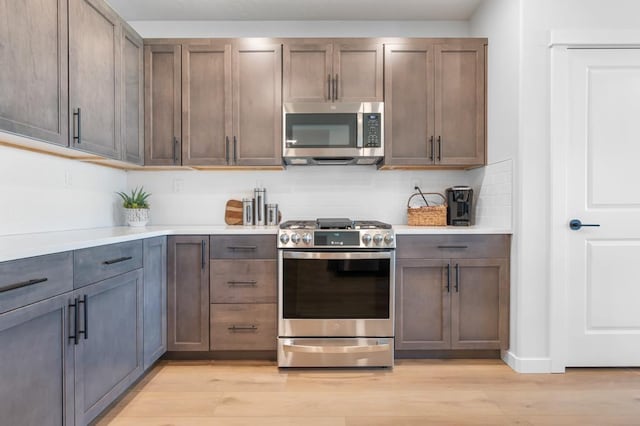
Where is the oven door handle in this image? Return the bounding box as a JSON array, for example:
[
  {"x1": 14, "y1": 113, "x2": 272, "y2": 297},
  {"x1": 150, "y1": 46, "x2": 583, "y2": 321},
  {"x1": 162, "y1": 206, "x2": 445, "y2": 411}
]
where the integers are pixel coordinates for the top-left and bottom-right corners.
[
  {"x1": 282, "y1": 251, "x2": 392, "y2": 260},
  {"x1": 282, "y1": 343, "x2": 391, "y2": 354}
]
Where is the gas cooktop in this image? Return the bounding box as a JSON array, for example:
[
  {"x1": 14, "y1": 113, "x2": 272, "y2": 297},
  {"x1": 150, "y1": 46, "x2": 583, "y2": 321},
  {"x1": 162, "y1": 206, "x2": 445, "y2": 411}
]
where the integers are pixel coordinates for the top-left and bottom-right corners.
[
  {"x1": 278, "y1": 218, "x2": 395, "y2": 249},
  {"x1": 280, "y1": 218, "x2": 392, "y2": 230}
]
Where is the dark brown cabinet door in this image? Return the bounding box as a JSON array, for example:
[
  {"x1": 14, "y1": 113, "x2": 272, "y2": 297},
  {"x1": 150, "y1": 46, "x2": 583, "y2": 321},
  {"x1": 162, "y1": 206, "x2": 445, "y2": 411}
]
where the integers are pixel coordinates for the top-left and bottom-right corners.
[
  {"x1": 233, "y1": 42, "x2": 282, "y2": 166},
  {"x1": 384, "y1": 42, "x2": 435, "y2": 166},
  {"x1": 0, "y1": 0, "x2": 69, "y2": 146},
  {"x1": 450, "y1": 258, "x2": 509, "y2": 350},
  {"x1": 435, "y1": 41, "x2": 486, "y2": 166},
  {"x1": 167, "y1": 236, "x2": 210, "y2": 351},
  {"x1": 144, "y1": 44, "x2": 181, "y2": 165},
  {"x1": 334, "y1": 41, "x2": 383, "y2": 102},
  {"x1": 0, "y1": 294, "x2": 74, "y2": 426},
  {"x1": 283, "y1": 42, "x2": 332, "y2": 103},
  {"x1": 182, "y1": 42, "x2": 232, "y2": 166},
  {"x1": 74, "y1": 270, "x2": 143, "y2": 425},
  {"x1": 121, "y1": 24, "x2": 144, "y2": 164},
  {"x1": 69, "y1": 0, "x2": 121, "y2": 159},
  {"x1": 395, "y1": 259, "x2": 450, "y2": 350}
]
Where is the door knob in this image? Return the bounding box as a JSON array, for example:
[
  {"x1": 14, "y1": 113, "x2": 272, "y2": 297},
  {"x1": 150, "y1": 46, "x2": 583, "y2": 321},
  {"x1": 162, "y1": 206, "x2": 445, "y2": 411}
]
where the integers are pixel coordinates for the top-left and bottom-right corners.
[{"x1": 569, "y1": 219, "x2": 600, "y2": 231}]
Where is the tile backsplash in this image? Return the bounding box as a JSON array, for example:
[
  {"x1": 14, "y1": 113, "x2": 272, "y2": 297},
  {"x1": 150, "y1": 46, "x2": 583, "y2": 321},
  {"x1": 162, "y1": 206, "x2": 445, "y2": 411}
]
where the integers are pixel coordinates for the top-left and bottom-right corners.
[{"x1": 469, "y1": 159, "x2": 513, "y2": 229}]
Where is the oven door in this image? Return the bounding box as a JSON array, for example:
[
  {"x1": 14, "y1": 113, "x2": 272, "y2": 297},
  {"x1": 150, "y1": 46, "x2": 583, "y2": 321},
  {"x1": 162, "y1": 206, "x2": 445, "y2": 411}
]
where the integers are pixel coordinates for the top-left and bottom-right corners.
[{"x1": 278, "y1": 250, "x2": 395, "y2": 337}]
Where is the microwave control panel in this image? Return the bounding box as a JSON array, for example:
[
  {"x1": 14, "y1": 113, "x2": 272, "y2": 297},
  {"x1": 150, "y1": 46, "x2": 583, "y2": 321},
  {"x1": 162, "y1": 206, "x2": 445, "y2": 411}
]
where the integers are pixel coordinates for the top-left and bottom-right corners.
[{"x1": 363, "y1": 113, "x2": 382, "y2": 147}]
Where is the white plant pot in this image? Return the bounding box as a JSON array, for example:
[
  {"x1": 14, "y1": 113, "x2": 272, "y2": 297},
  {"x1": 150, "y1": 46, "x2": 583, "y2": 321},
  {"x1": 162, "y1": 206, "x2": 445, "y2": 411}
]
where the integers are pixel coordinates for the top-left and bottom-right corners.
[{"x1": 124, "y1": 208, "x2": 150, "y2": 227}]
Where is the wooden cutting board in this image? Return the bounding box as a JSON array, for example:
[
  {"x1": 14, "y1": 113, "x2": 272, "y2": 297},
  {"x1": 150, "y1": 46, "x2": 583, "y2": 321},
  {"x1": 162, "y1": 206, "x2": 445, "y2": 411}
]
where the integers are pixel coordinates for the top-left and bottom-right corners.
[{"x1": 224, "y1": 199, "x2": 243, "y2": 225}]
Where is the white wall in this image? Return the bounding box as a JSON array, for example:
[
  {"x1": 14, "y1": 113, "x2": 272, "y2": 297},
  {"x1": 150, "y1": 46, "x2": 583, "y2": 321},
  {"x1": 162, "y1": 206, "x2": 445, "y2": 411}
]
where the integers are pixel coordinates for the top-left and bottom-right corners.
[
  {"x1": 127, "y1": 167, "x2": 480, "y2": 225},
  {"x1": 130, "y1": 20, "x2": 470, "y2": 38},
  {"x1": 512, "y1": 0, "x2": 640, "y2": 372},
  {"x1": 0, "y1": 143, "x2": 127, "y2": 236}
]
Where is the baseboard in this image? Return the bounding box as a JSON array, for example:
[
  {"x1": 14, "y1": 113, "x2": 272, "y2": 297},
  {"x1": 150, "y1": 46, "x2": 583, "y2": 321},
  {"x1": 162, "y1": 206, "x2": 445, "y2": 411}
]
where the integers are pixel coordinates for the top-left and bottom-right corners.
[{"x1": 503, "y1": 351, "x2": 553, "y2": 373}]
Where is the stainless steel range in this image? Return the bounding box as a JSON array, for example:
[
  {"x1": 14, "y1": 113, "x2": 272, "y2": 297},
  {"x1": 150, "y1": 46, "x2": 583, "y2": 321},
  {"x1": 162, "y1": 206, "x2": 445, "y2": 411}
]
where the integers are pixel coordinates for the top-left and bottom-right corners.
[{"x1": 277, "y1": 218, "x2": 395, "y2": 368}]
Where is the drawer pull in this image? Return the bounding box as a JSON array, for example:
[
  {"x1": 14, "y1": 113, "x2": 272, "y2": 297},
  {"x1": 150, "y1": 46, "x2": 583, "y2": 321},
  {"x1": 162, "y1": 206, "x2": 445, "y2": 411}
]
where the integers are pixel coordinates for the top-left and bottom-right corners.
[
  {"x1": 227, "y1": 280, "x2": 257, "y2": 286},
  {"x1": 227, "y1": 245, "x2": 257, "y2": 251},
  {"x1": 102, "y1": 256, "x2": 133, "y2": 265},
  {"x1": 0, "y1": 277, "x2": 48, "y2": 293},
  {"x1": 437, "y1": 245, "x2": 468, "y2": 249},
  {"x1": 228, "y1": 325, "x2": 258, "y2": 332}
]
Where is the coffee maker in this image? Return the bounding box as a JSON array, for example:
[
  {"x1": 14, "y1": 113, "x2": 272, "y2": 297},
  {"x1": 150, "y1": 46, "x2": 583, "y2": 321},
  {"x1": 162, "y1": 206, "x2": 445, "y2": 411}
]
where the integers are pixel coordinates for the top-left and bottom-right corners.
[{"x1": 446, "y1": 186, "x2": 473, "y2": 226}]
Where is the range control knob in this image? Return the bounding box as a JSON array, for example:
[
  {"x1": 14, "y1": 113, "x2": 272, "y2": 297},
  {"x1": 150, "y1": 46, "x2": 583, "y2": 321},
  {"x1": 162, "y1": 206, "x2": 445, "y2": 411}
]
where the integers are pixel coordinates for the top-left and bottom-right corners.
[
  {"x1": 384, "y1": 234, "x2": 395, "y2": 245},
  {"x1": 290, "y1": 233, "x2": 301, "y2": 244},
  {"x1": 302, "y1": 233, "x2": 312, "y2": 244},
  {"x1": 279, "y1": 233, "x2": 290, "y2": 244},
  {"x1": 373, "y1": 234, "x2": 384, "y2": 245},
  {"x1": 362, "y1": 233, "x2": 372, "y2": 245}
]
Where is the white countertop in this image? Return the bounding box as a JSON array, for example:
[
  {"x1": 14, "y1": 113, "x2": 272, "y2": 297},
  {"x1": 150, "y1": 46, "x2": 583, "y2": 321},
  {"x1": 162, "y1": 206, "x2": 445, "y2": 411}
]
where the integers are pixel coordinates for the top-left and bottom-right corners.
[{"x1": 0, "y1": 224, "x2": 511, "y2": 263}]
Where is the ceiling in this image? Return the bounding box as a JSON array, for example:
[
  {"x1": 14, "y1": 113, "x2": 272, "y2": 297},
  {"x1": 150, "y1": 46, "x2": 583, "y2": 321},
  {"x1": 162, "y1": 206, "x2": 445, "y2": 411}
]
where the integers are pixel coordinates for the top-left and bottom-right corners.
[{"x1": 105, "y1": 0, "x2": 483, "y2": 21}]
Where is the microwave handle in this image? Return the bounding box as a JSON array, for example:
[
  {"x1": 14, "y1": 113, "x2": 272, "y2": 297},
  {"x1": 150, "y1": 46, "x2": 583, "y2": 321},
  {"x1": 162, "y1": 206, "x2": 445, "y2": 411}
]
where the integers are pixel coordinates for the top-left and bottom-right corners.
[{"x1": 356, "y1": 112, "x2": 363, "y2": 148}]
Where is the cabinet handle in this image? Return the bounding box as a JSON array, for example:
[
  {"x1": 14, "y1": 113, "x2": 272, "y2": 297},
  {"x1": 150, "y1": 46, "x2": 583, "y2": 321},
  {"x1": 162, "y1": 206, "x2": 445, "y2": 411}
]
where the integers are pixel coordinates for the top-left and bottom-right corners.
[
  {"x1": 0, "y1": 277, "x2": 48, "y2": 293},
  {"x1": 173, "y1": 136, "x2": 180, "y2": 164},
  {"x1": 334, "y1": 74, "x2": 338, "y2": 100},
  {"x1": 327, "y1": 74, "x2": 331, "y2": 101},
  {"x1": 228, "y1": 325, "x2": 257, "y2": 332},
  {"x1": 78, "y1": 295, "x2": 88, "y2": 340},
  {"x1": 455, "y1": 263, "x2": 460, "y2": 292},
  {"x1": 429, "y1": 136, "x2": 434, "y2": 161},
  {"x1": 225, "y1": 136, "x2": 230, "y2": 163},
  {"x1": 446, "y1": 263, "x2": 450, "y2": 293},
  {"x1": 227, "y1": 245, "x2": 257, "y2": 251},
  {"x1": 437, "y1": 136, "x2": 442, "y2": 162},
  {"x1": 227, "y1": 280, "x2": 257, "y2": 286},
  {"x1": 73, "y1": 108, "x2": 82, "y2": 144},
  {"x1": 437, "y1": 245, "x2": 468, "y2": 249},
  {"x1": 201, "y1": 240, "x2": 206, "y2": 269},
  {"x1": 233, "y1": 136, "x2": 237, "y2": 163},
  {"x1": 69, "y1": 297, "x2": 79, "y2": 345},
  {"x1": 102, "y1": 256, "x2": 133, "y2": 265}
]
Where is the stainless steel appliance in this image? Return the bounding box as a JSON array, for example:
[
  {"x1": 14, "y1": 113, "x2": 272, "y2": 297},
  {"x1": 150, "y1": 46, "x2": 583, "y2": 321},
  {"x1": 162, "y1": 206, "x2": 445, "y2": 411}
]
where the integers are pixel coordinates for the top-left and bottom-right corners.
[
  {"x1": 446, "y1": 186, "x2": 474, "y2": 226},
  {"x1": 278, "y1": 218, "x2": 395, "y2": 367},
  {"x1": 283, "y1": 102, "x2": 384, "y2": 166}
]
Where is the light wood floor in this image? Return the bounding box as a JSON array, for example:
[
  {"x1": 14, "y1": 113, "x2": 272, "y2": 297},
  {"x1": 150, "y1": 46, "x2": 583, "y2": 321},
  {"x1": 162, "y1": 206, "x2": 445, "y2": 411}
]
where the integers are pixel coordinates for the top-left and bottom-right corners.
[{"x1": 95, "y1": 359, "x2": 640, "y2": 425}]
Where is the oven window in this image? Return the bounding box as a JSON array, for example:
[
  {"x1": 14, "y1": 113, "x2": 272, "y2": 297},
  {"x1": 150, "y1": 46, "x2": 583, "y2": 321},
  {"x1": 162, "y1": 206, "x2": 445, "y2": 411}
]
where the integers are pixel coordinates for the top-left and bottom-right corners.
[
  {"x1": 286, "y1": 113, "x2": 357, "y2": 148},
  {"x1": 283, "y1": 257, "x2": 390, "y2": 319}
]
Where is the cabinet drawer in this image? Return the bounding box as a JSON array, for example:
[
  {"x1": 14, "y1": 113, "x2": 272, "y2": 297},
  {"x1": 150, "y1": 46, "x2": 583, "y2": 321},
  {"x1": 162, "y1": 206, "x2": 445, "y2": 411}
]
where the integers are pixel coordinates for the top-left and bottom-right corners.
[
  {"x1": 74, "y1": 240, "x2": 143, "y2": 288},
  {"x1": 0, "y1": 252, "x2": 73, "y2": 314},
  {"x1": 396, "y1": 235, "x2": 510, "y2": 259},
  {"x1": 210, "y1": 303, "x2": 276, "y2": 351},
  {"x1": 210, "y1": 235, "x2": 276, "y2": 259},
  {"x1": 211, "y1": 260, "x2": 276, "y2": 303}
]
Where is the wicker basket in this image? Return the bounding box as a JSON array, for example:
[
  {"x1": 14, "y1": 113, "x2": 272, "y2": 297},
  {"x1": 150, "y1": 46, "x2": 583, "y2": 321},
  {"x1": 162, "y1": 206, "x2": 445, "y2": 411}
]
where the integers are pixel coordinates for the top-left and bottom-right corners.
[{"x1": 407, "y1": 192, "x2": 447, "y2": 226}]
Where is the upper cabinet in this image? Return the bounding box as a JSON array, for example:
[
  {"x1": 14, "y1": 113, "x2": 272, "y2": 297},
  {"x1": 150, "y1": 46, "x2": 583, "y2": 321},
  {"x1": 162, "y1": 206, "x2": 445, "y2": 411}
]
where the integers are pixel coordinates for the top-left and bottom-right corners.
[
  {"x1": 145, "y1": 39, "x2": 282, "y2": 167},
  {"x1": 121, "y1": 23, "x2": 144, "y2": 165},
  {"x1": 0, "y1": 0, "x2": 143, "y2": 164},
  {"x1": 0, "y1": 0, "x2": 69, "y2": 146},
  {"x1": 383, "y1": 39, "x2": 486, "y2": 168},
  {"x1": 69, "y1": 0, "x2": 121, "y2": 159},
  {"x1": 283, "y1": 39, "x2": 383, "y2": 103}
]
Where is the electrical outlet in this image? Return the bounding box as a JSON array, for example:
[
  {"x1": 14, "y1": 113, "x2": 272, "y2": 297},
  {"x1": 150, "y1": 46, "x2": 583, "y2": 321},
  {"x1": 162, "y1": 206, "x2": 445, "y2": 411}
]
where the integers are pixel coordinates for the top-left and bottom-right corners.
[
  {"x1": 64, "y1": 170, "x2": 73, "y2": 187},
  {"x1": 173, "y1": 178, "x2": 184, "y2": 193}
]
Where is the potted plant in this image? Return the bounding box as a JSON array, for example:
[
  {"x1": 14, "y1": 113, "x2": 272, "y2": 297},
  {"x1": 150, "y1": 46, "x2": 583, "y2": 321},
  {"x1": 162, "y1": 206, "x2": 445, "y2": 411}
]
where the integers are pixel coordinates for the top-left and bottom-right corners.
[{"x1": 117, "y1": 187, "x2": 151, "y2": 227}]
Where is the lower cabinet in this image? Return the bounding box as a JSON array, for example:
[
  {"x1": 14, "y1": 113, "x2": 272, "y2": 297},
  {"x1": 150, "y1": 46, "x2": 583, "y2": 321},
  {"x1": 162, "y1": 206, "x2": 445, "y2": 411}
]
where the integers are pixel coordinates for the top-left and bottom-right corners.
[
  {"x1": 0, "y1": 293, "x2": 74, "y2": 426},
  {"x1": 167, "y1": 235, "x2": 210, "y2": 351},
  {"x1": 73, "y1": 269, "x2": 143, "y2": 425},
  {"x1": 210, "y1": 235, "x2": 277, "y2": 353},
  {"x1": 395, "y1": 235, "x2": 510, "y2": 353},
  {"x1": 143, "y1": 236, "x2": 167, "y2": 369}
]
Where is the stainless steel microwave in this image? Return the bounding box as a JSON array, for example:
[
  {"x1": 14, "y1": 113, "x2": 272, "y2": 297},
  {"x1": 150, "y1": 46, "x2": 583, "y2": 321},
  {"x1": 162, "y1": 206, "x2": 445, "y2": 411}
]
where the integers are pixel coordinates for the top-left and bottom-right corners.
[{"x1": 282, "y1": 102, "x2": 384, "y2": 165}]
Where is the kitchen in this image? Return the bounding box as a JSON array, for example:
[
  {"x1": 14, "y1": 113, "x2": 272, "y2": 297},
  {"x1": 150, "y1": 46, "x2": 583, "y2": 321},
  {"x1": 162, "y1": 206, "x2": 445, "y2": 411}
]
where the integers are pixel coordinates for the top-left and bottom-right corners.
[{"x1": 2, "y1": 0, "x2": 640, "y2": 424}]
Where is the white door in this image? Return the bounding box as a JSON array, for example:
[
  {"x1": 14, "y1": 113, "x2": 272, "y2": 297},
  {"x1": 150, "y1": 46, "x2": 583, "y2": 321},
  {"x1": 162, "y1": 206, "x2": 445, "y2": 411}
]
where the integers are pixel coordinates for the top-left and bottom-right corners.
[{"x1": 565, "y1": 48, "x2": 640, "y2": 366}]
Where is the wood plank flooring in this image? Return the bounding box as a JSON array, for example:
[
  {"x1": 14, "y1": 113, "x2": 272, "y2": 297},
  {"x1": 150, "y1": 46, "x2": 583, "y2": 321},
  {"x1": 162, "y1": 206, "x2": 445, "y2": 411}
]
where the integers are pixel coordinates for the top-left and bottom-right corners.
[{"x1": 95, "y1": 359, "x2": 640, "y2": 425}]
